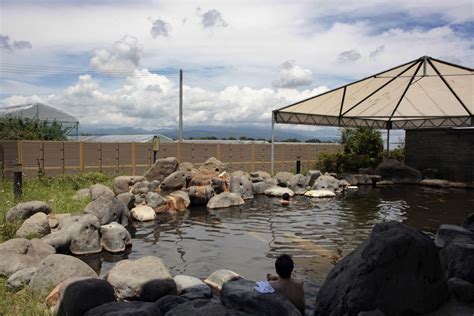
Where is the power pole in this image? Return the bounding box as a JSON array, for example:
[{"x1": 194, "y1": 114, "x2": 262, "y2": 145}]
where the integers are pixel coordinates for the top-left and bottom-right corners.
[{"x1": 179, "y1": 69, "x2": 183, "y2": 142}]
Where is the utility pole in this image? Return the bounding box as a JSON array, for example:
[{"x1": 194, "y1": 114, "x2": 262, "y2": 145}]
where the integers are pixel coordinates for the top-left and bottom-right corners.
[{"x1": 179, "y1": 69, "x2": 183, "y2": 142}]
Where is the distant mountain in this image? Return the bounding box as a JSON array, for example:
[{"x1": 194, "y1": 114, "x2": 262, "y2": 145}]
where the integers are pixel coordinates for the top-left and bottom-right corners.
[{"x1": 80, "y1": 124, "x2": 341, "y2": 142}]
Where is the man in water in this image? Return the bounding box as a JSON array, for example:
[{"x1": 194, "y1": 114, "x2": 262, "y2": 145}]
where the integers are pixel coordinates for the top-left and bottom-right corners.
[
  {"x1": 280, "y1": 193, "x2": 290, "y2": 205},
  {"x1": 267, "y1": 254, "x2": 305, "y2": 314}
]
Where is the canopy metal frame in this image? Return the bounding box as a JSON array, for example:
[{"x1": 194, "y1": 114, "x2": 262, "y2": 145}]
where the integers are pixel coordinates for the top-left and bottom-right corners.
[{"x1": 271, "y1": 56, "x2": 473, "y2": 174}]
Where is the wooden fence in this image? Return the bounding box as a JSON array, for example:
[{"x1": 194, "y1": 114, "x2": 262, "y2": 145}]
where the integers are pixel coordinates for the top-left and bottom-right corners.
[{"x1": 0, "y1": 141, "x2": 342, "y2": 179}]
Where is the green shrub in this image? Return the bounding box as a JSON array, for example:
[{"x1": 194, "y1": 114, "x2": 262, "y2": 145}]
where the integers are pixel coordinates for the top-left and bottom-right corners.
[{"x1": 341, "y1": 128, "x2": 384, "y2": 158}]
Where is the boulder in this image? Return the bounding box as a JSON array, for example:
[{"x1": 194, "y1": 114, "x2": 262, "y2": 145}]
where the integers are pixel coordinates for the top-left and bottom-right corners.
[
  {"x1": 179, "y1": 161, "x2": 195, "y2": 172},
  {"x1": 144, "y1": 157, "x2": 179, "y2": 182},
  {"x1": 68, "y1": 214, "x2": 102, "y2": 255},
  {"x1": 84, "y1": 301, "x2": 161, "y2": 316},
  {"x1": 337, "y1": 173, "x2": 358, "y2": 186},
  {"x1": 117, "y1": 192, "x2": 135, "y2": 210},
  {"x1": 84, "y1": 196, "x2": 130, "y2": 226},
  {"x1": 101, "y1": 222, "x2": 132, "y2": 253},
  {"x1": 174, "y1": 275, "x2": 212, "y2": 300},
  {"x1": 198, "y1": 157, "x2": 227, "y2": 173},
  {"x1": 420, "y1": 179, "x2": 451, "y2": 188},
  {"x1": 422, "y1": 168, "x2": 439, "y2": 179},
  {"x1": 264, "y1": 186, "x2": 295, "y2": 197},
  {"x1": 89, "y1": 183, "x2": 114, "y2": 200},
  {"x1": 252, "y1": 180, "x2": 275, "y2": 195},
  {"x1": 229, "y1": 174, "x2": 254, "y2": 199},
  {"x1": 106, "y1": 256, "x2": 172, "y2": 301},
  {"x1": 140, "y1": 279, "x2": 178, "y2": 302},
  {"x1": 48, "y1": 213, "x2": 71, "y2": 230},
  {"x1": 145, "y1": 191, "x2": 166, "y2": 208},
  {"x1": 113, "y1": 176, "x2": 145, "y2": 195},
  {"x1": 312, "y1": 174, "x2": 340, "y2": 191},
  {"x1": 149, "y1": 180, "x2": 161, "y2": 192},
  {"x1": 131, "y1": 180, "x2": 150, "y2": 195},
  {"x1": 447, "y1": 277, "x2": 474, "y2": 303},
  {"x1": 353, "y1": 174, "x2": 373, "y2": 185},
  {"x1": 314, "y1": 222, "x2": 449, "y2": 316},
  {"x1": 440, "y1": 237, "x2": 474, "y2": 283},
  {"x1": 131, "y1": 205, "x2": 156, "y2": 221},
  {"x1": 204, "y1": 269, "x2": 241, "y2": 291},
  {"x1": 6, "y1": 267, "x2": 36, "y2": 291},
  {"x1": 161, "y1": 171, "x2": 192, "y2": 191},
  {"x1": 167, "y1": 299, "x2": 246, "y2": 316},
  {"x1": 15, "y1": 212, "x2": 50, "y2": 238},
  {"x1": 307, "y1": 170, "x2": 322, "y2": 187},
  {"x1": 289, "y1": 174, "x2": 309, "y2": 195},
  {"x1": 155, "y1": 295, "x2": 189, "y2": 315},
  {"x1": 435, "y1": 224, "x2": 473, "y2": 248},
  {"x1": 30, "y1": 254, "x2": 98, "y2": 296},
  {"x1": 169, "y1": 190, "x2": 191, "y2": 208},
  {"x1": 188, "y1": 185, "x2": 215, "y2": 206},
  {"x1": 0, "y1": 238, "x2": 55, "y2": 277},
  {"x1": 73, "y1": 188, "x2": 91, "y2": 200},
  {"x1": 462, "y1": 213, "x2": 474, "y2": 232},
  {"x1": 375, "y1": 159, "x2": 422, "y2": 184},
  {"x1": 275, "y1": 171, "x2": 293, "y2": 187},
  {"x1": 250, "y1": 171, "x2": 273, "y2": 182},
  {"x1": 55, "y1": 278, "x2": 116, "y2": 316},
  {"x1": 304, "y1": 190, "x2": 336, "y2": 198},
  {"x1": 220, "y1": 278, "x2": 301, "y2": 316},
  {"x1": 190, "y1": 171, "x2": 219, "y2": 186},
  {"x1": 376, "y1": 180, "x2": 394, "y2": 186},
  {"x1": 134, "y1": 194, "x2": 145, "y2": 205},
  {"x1": 41, "y1": 231, "x2": 72, "y2": 253},
  {"x1": 207, "y1": 192, "x2": 245, "y2": 209},
  {"x1": 6, "y1": 201, "x2": 52, "y2": 222}
]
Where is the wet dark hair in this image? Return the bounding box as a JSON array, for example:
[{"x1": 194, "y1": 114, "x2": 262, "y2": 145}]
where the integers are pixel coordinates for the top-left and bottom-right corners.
[
  {"x1": 282, "y1": 193, "x2": 290, "y2": 201},
  {"x1": 275, "y1": 254, "x2": 294, "y2": 279}
]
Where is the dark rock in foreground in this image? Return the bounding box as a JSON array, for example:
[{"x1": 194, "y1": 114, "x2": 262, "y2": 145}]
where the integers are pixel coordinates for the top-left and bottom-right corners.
[
  {"x1": 166, "y1": 298, "x2": 246, "y2": 316},
  {"x1": 314, "y1": 222, "x2": 449, "y2": 316},
  {"x1": 155, "y1": 295, "x2": 189, "y2": 314},
  {"x1": 375, "y1": 159, "x2": 422, "y2": 183},
  {"x1": 440, "y1": 237, "x2": 474, "y2": 283},
  {"x1": 220, "y1": 278, "x2": 301, "y2": 316},
  {"x1": 84, "y1": 301, "x2": 161, "y2": 316}
]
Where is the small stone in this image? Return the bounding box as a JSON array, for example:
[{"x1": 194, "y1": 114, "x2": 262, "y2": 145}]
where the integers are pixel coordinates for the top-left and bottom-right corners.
[
  {"x1": 204, "y1": 269, "x2": 240, "y2": 291},
  {"x1": 130, "y1": 205, "x2": 156, "y2": 221},
  {"x1": 304, "y1": 190, "x2": 336, "y2": 198},
  {"x1": 207, "y1": 192, "x2": 245, "y2": 209},
  {"x1": 264, "y1": 186, "x2": 295, "y2": 197},
  {"x1": 145, "y1": 191, "x2": 166, "y2": 208}
]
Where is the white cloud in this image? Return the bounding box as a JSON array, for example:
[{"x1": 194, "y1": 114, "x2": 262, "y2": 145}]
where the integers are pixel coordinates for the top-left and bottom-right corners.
[
  {"x1": 198, "y1": 8, "x2": 228, "y2": 28},
  {"x1": 90, "y1": 35, "x2": 143, "y2": 74},
  {"x1": 150, "y1": 19, "x2": 170, "y2": 38},
  {"x1": 338, "y1": 50, "x2": 362, "y2": 63},
  {"x1": 369, "y1": 45, "x2": 385, "y2": 59},
  {"x1": 272, "y1": 60, "x2": 313, "y2": 89}
]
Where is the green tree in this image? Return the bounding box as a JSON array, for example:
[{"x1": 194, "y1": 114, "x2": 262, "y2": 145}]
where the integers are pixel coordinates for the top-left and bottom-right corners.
[
  {"x1": 305, "y1": 138, "x2": 322, "y2": 143},
  {"x1": 0, "y1": 118, "x2": 66, "y2": 141},
  {"x1": 341, "y1": 127, "x2": 383, "y2": 158}
]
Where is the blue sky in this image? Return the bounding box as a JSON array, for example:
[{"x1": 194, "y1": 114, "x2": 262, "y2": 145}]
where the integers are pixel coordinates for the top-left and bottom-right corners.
[{"x1": 0, "y1": 0, "x2": 472, "y2": 130}]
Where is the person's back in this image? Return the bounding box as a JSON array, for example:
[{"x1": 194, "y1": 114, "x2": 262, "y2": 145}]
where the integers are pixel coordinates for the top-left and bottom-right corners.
[{"x1": 268, "y1": 254, "x2": 305, "y2": 314}]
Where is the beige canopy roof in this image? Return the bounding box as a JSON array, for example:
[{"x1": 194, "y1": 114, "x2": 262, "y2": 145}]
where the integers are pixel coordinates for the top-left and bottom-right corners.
[{"x1": 274, "y1": 56, "x2": 473, "y2": 129}]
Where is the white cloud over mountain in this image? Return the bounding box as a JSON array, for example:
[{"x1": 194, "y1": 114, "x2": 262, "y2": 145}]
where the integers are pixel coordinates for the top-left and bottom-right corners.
[{"x1": 272, "y1": 60, "x2": 313, "y2": 89}]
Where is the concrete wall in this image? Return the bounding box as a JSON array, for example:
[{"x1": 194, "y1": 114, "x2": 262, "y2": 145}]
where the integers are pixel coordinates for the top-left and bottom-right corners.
[{"x1": 405, "y1": 128, "x2": 474, "y2": 182}]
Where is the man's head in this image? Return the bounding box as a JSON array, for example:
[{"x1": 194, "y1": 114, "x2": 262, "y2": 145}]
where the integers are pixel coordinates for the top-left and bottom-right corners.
[
  {"x1": 275, "y1": 254, "x2": 294, "y2": 279},
  {"x1": 282, "y1": 193, "x2": 290, "y2": 201}
]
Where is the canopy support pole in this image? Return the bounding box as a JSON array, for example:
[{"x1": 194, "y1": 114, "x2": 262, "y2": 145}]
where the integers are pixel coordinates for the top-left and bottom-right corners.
[
  {"x1": 271, "y1": 112, "x2": 275, "y2": 175},
  {"x1": 386, "y1": 121, "x2": 392, "y2": 156}
]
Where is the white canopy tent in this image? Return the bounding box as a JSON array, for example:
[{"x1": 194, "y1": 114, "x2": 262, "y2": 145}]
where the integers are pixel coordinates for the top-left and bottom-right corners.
[{"x1": 271, "y1": 56, "x2": 473, "y2": 174}]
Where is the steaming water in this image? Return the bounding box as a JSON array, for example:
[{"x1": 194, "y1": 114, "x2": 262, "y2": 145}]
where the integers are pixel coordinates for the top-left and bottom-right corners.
[{"x1": 82, "y1": 185, "x2": 474, "y2": 313}]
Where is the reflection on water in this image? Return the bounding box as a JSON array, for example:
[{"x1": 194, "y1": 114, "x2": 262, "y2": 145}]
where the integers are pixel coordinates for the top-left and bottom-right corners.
[{"x1": 87, "y1": 185, "x2": 474, "y2": 313}]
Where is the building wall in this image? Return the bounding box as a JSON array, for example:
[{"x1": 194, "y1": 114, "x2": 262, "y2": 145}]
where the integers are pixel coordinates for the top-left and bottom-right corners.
[{"x1": 405, "y1": 128, "x2": 474, "y2": 182}]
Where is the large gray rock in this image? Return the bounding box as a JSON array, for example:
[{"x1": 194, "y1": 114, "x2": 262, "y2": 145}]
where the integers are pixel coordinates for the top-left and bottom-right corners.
[
  {"x1": 264, "y1": 186, "x2": 295, "y2": 197},
  {"x1": 42, "y1": 230, "x2": 72, "y2": 253},
  {"x1": 307, "y1": 170, "x2": 322, "y2": 187},
  {"x1": 144, "y1": 157, "x2": 179, "y2": 182},
  {"x1": 0, "y1": 238, "x2": 55, "y2": 277},
  {"x1": 161, "y1": 171, "x2": 192, "y2": 191},
  {"x1": 252, "y1": 180, "x2": 275, "y2": 195},
  {"x1": 113, "y1": 176, "x2": 145, "y2": 195},
  {"x1": 89, "y1": 183, "x2": 114, "y2": 200},
  {"x1": 130, "y1": 205, "x2": 156, "y2": 221},
  {"x1": 229, "y1": 174, "x2": 254, "y2": 199},
  {"x1": 314, "y1": 222, "x2": 449, "y2": 316},
  {"x1": 275, "y1": 172, "x2": 293, "y2": 187},
  {"x1": 84, "y1": 196, "x2": 130, "y2": 226},
  {"x1": 106, "y1": 256, "x2": 172, "y2": 301},
  {"x1": 354, "y1": 174, "x2": 373, "y2": 185},
  {"x1": 289, "y1": 174, "x2": 309, "y2": 195},
  {"x1": 179, "y1": 161, "x2": 194, "y2": 172},
  {"x1": 250, "y1": 171, "x2": 273, "y2": 182},
  {"x1": 447, "y1": 277, "x2": 474, "y2": 303},
  {"x1": 220, "y1": 278, "x2": 301, "y2": 316},
  {"x1": 375, "y1": 159, "x2": 422, "y2": 184},
  {"x1": 462, "y1": 213, "x2": 474, "y2": 232},
  {"x1": 6, "y1": 201, "x2": 52, "y2": 222},
  {"x1": 85, "y1": 301, "x2": 161, "y2": 316},
  {"x1": 435, "y1": 224, "x2": 474, "y2": 248},
  {"x1": 68, "y1": 214, "x2": 102, "y2": 255},
  {"x1": 167, "y1": 299, "x2": 246, "y2": 316},
  {"x1": 188, "y1": 185, "x2": 215, "y2": 206},
  {"x1": 73, "y1": 188, "x2": 91, "y2": 200},
  {"x1": 198, "y1": 157, "x2": 227, "y2": 173},
  {"x1": 174, "y1": 275, "x2": 212, "y2": 300},
  {"x1": 131, "y1": 180, "x2": 150, "y2": 195},
  {"x1": 207, "y1": 192, "x2": 245, "y2": 209},
  {"x1": 440, "y1": 237, "x2": 474, "y2": 283},
  {"x1": 30, "y1": 254, "x2": 98, "y2": 296},
  {"x1": 15, "y1": 212, "x2": 50, "y2": 238},
  {"x1": 6, "y1": 267, "x2": 36, "y2": 291},
  {"x1": 311, "y1": 174, "x2": 340, "y2": 191},
  {"x1": 169, "y1": 190, "x2": 191, "y2": 208},
  {"x1": 55, "y1": 278, "x2": 116, "y2": 316},
  {"x1": 338, "y1": 173, "x2": 358, "y2": 186},
  {"x1": 101, "y1": 222, "x2": 132, "y2": 253},
  {"x1": 145, "y1": 191, "x2": 166, "y2": 208},
  {"x1": 117, "y1": 192, "x2": 135, "y2": 210}
]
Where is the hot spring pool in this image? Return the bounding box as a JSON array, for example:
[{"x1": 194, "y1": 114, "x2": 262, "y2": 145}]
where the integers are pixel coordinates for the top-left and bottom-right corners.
[{"x1": 81, "y1": 185, "x2": 474, "y2": 313}]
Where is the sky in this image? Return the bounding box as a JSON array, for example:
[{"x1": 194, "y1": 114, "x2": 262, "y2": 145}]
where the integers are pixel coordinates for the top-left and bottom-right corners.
[{"x1": 0, "y1": 0, "x2": 473, "y2": 133}]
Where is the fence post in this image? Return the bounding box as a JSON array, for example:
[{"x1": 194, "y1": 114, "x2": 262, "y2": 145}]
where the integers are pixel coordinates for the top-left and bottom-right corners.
[
  {"x1": 216, "y1": 144, "x2": 221, "y2": 161},
  {"x1": 131, "y1": 143, "x2": 136, "y2": 175},
  {"x1": 13, "y1": 164, "x2": 22, "y2": 199},
  {"x1": 99, "y1": 143, "x2": 103, "y2": 173},
  {"x1": 79, "y1": 142, "x2": 84, "y2": 172},
  {"x1": 61, "y1": 141, "x2": 65, "y2": 175},
  {"x1": 251, "y1": 143, "x2": 255, "y2": 172},
  {"x1": 116, "y1": 143, "x2": 120, "y2": 173}
]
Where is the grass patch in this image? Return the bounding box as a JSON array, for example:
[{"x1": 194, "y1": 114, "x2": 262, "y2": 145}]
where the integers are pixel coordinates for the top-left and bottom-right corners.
[
  {"x1": 0, "y1": 172, "x2": 113, "y2": 243},
  {"x1": 0, "y1": 277, "x2": 52, "y2": 315}
]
